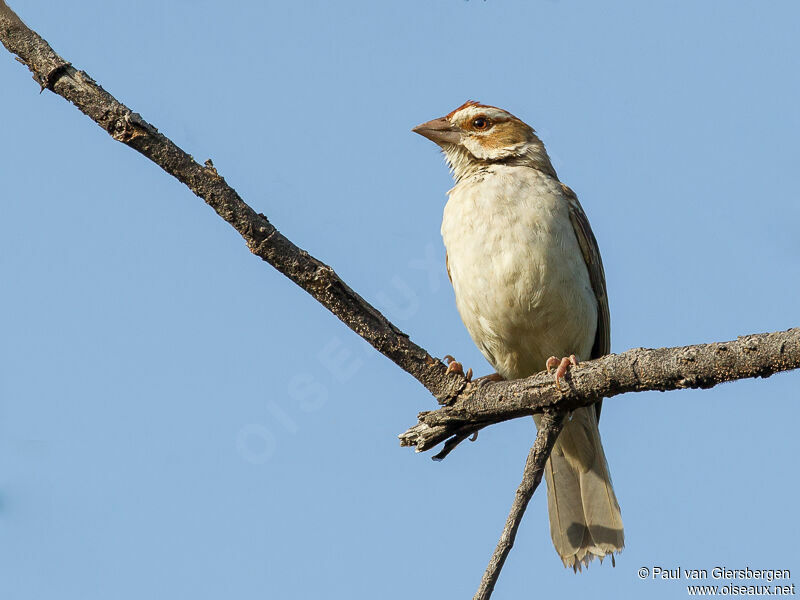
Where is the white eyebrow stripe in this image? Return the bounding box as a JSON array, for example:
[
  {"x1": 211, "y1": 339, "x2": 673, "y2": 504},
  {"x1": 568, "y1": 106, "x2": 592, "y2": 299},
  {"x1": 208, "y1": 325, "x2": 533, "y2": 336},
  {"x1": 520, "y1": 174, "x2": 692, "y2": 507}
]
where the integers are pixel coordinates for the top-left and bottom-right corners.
[{"x1": 450, "y1": 105, "x2": 512, "y2": 122}]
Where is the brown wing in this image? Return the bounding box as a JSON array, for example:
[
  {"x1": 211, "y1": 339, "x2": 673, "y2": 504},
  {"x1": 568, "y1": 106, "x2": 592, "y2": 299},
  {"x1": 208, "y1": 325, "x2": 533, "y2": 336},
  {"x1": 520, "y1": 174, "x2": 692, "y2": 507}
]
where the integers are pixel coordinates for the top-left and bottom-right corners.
[{"x1": 562, "y1": 183, "x2": 610, "y2": 419}]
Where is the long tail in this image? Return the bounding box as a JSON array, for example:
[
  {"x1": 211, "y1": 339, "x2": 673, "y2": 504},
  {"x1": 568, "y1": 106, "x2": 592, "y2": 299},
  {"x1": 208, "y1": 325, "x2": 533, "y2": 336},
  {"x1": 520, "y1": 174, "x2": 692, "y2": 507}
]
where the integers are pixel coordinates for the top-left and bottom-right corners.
[{"x1": 535, "y1": 406, "x2": 624, "y2": 571}]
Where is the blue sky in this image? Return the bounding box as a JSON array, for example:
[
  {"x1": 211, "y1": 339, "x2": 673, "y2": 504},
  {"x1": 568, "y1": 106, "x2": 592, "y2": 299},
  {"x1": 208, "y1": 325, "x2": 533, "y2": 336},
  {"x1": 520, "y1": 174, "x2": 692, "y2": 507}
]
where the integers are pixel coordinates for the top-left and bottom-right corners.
[{"x1": 2, "y1": 1, "x2": 799, "y2": 598}]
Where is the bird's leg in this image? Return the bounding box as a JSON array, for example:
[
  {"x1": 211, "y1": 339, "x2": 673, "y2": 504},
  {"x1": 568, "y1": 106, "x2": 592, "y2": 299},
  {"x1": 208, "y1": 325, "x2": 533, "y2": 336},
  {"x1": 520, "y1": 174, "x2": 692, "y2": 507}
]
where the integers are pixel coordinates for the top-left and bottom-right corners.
[
  {"x1": 443, "y1": 355, "x2": 473, "y2": 381},
  {"x1": 545, "y1": 355, "x2": 578, "y2": 392}
]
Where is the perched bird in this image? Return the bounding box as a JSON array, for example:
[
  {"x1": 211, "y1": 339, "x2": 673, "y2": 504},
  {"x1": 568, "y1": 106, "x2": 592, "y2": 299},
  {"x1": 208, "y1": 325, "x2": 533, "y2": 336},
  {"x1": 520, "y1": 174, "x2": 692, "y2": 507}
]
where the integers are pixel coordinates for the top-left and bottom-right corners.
[{"x1": 413, "y1": 101, "x2": 623, "y2": 571}]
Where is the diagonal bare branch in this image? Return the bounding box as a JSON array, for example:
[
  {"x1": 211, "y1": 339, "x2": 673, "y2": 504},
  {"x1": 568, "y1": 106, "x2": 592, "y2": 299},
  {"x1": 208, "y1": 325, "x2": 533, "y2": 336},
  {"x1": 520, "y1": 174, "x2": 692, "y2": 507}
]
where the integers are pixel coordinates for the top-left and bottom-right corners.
[
  {"x1": 473, "y1": 411, "x2": 565, "y2": 600},
  {"x1": 0, "y1": 0, "x2": 466, "y2": 405}
]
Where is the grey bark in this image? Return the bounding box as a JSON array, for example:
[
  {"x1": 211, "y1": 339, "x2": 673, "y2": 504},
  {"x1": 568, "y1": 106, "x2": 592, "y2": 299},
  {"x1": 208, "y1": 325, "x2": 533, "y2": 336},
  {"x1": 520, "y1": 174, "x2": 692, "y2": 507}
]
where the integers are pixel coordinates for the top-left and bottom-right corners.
[
  {"x1": 473, "y1": 412, "x2": 565, "y2": 600},
  {"x1": 400, "y1": 329, "x2": 800, "y2": 455},
  {"x1": 0, "y1": 0, "x2": 465, "y2": 405}
]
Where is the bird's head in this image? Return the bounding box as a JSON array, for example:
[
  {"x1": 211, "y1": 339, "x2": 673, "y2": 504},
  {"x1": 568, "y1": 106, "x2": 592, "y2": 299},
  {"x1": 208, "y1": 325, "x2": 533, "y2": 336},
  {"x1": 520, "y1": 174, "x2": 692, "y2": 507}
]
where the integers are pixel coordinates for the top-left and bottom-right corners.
[{"x1": 413, "y1": 101, "x2": 555, "y2": 182}]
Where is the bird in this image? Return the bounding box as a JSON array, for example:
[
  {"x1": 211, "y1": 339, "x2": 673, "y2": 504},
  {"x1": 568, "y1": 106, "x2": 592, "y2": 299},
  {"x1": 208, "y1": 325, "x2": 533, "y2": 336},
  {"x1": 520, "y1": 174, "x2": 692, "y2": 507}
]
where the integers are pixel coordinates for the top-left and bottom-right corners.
[{"x1": 413, "y1": 101, "x2": 623, "y2": 571}]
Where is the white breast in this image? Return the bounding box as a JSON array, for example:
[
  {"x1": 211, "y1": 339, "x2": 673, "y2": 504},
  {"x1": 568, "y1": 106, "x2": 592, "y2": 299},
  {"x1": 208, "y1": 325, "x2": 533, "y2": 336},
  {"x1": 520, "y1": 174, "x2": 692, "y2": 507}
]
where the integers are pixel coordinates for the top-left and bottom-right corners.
[{"x1": 441, "y1": 165, "x2": 597, "y2": 380}]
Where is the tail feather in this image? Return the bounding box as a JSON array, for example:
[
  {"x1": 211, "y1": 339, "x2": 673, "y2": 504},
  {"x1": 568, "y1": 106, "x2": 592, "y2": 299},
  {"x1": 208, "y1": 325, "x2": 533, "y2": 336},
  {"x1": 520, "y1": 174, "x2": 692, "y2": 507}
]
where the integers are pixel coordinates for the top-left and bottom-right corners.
[{"x1": 535, "y1": 406, "x2": 623, "y2": 571}]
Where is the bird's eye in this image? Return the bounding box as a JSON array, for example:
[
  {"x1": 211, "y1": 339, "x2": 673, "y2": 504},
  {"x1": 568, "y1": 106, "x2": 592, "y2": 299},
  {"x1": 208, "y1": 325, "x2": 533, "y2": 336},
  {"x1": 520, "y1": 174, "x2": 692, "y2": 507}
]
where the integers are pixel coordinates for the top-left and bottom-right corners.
[{"x1": 472, "y1": 117, "x2": 489, "y2": 130}]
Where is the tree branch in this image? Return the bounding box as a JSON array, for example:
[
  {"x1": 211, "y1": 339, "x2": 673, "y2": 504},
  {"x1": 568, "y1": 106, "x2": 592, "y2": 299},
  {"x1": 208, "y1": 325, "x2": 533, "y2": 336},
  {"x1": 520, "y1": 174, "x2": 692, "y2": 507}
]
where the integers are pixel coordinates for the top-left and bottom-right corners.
[
  {"x1": 400, "y1": 328, "x2": 800, "y2": 454},
  {"x1": 0, "y1": 0, "x2": 467, "y2": 405},
  {"x1": 473, "y1": 411, "x2": 565, "y2": 600}
]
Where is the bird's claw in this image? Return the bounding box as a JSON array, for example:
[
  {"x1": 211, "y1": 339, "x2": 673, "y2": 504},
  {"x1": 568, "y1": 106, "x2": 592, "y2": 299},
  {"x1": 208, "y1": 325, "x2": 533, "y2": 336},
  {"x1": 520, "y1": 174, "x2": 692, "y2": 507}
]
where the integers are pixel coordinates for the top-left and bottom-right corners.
[
  {"x1": 545, "y1": 355, "x2": 578, "y2": 392},
  {"x1": 444, "y1": 355, "x2": 472, "y2": 381}
]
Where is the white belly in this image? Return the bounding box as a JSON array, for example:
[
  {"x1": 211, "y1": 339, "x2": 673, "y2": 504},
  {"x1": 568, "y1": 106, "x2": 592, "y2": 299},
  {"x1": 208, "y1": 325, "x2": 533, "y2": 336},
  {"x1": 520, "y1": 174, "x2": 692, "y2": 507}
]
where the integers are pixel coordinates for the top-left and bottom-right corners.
[{"x1": 441, "y1": 165, "x2": 597, "y2": 380}]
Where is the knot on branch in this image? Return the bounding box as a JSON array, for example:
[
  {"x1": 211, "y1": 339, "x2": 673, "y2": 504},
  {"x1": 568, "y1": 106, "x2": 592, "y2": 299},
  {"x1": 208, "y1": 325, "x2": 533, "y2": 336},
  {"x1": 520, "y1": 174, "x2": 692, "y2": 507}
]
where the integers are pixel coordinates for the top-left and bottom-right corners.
[
  {"x1": 109, "y1": 111, "x2": 151, "y2": 143},
  {"x1": 39, "y1": 60, "x2": 70, "y2": 92}
]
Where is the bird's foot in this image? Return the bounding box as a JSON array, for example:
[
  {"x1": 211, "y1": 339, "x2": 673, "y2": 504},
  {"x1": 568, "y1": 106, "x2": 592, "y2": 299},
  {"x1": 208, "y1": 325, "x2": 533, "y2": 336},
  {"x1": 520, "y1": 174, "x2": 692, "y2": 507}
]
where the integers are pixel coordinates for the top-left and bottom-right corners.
[
  {"x1": 444, "y1": 355, "x2": 473, "y2": 381},
  {"x1": 545, "y1": 355, "x2": 578, "y2": 392}
]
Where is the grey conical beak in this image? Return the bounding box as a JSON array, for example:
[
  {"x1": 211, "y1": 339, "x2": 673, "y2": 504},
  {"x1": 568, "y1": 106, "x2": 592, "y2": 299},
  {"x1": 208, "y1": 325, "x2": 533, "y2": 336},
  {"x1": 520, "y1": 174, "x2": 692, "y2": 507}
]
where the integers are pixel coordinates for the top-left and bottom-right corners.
[{"x1": 412, "y1": 117, "x2": 461, "y2": 145}]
